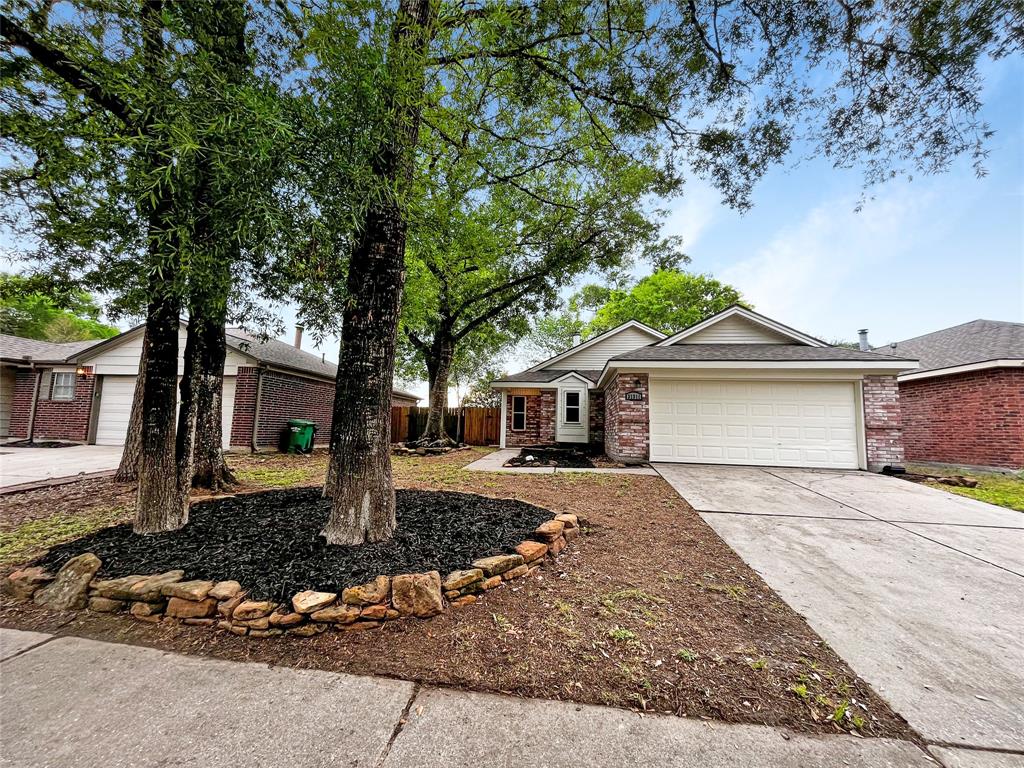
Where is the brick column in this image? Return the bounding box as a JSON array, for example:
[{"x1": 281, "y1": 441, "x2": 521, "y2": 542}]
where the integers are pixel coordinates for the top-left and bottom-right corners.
[
  {"x1": 603, "y1": 373, "x2": 649, "y2": 463},
  {"x1": 863, "y1": 375, "x2": 904, "y2": 471}
]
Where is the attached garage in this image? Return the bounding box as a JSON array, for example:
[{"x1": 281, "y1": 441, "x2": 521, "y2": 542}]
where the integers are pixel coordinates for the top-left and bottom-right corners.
[{"x1": 649, "y1": 378, "x2": 860, "y2": 469}]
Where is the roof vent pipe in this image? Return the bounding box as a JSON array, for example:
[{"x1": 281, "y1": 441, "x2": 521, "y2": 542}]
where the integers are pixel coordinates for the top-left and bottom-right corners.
[
  {"x1": 857, "y1": 329, "x2": 870, "y2": 352},
  {"x1": 294, "y1": 325, "x2": 304, "y2": 349},
  {"x1": 571, "y1": 333, "x2": 581, "y2": 347}
]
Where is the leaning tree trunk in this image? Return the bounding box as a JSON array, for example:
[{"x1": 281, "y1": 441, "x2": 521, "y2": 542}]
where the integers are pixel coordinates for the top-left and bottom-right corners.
[
  {"x1": 322, "y1": 0, "x2": 436, "y2": 544},
  {"x1": 113, "y1": 329, "x2": 147, "y2": 483},
  {"x1": 421, "y1": 336, "x2": 455, "y2": 443},
  {"x1": 191, "y1": 304, "x2": 235, "y2": 491}
]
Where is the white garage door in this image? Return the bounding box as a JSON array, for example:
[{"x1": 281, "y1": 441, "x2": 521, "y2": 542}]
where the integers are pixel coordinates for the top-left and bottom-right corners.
[
  {"x1": 95, "y1": 375, "x2": 236, "y2": 449},
  {"x1": 649, "y1": 379, "x2": 860, "y2": 469}
]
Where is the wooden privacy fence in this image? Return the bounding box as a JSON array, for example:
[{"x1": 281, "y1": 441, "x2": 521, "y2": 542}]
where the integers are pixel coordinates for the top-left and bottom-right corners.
[{"x1": 390, "y1": 406, "x2": 501, "y2": 446}]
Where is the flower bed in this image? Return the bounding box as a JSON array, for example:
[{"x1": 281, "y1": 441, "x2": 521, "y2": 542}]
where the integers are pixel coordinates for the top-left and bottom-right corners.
[{"x1": 3, "y1": 489, "x2": 581, "y2": 639}]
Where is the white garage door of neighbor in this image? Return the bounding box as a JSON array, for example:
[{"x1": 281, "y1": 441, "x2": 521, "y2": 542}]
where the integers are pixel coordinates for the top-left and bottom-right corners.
[
  {"x1": 95, "y1": 375, "x2": 236, "y2": 449},
  {"x1": 649, "y1": 379, "x2": 860, "y2": 469}
]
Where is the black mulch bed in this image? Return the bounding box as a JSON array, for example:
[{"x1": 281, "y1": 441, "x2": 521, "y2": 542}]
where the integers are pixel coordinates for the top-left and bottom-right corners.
[
  {"x1": 36, "y1": 488, "x2": 553, "y2": 602},
  {"x1": 505, "y1": 446, "x2": 596, "y2": 468},
  {"x1": 4, "y1": 439, "x2": 78, "y2": 448}
]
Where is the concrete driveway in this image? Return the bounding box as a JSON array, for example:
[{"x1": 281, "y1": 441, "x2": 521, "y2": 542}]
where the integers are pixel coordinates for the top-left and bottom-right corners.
[
  {"x1": 655, "y1": 463, "x2": 1024, "y2": 759},
  {"x1": 0, "y1": 444, "x2": 124, "y2": 490}
]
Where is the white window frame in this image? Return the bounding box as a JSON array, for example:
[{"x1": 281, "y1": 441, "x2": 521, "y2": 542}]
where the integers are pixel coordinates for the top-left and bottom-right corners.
[
  {"x1": 562, "y1": 390, "x2": 581, "y2": 424},
  {"x1": 51, "y1": 371, "x2": 76, "y2": 401},
  {"x1": 511, "y1": 395, "x2": 527, "y2": 431}
]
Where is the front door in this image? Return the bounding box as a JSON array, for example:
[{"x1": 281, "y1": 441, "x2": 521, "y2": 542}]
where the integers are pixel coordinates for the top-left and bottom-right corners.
[{"x1": 556, "y1": 387, "x2": 588, "y2": 443}]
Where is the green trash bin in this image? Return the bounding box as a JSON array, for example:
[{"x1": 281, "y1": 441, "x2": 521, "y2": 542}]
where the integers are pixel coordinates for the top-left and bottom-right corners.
[{"x1": 286, "y1": 419, "x2": 316, "y2": 454}]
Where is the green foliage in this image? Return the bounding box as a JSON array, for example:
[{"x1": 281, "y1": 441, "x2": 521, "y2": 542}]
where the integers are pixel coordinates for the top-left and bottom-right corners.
[
  {"x1": 675, "y1": 648, "x2": 699, "y2": 663},
  {"x1": 0, "y1": 508, "x2": 128, "y2": 567},
  {"x1": 0, "y1": 274, "x2": 118, "y2": 341}
]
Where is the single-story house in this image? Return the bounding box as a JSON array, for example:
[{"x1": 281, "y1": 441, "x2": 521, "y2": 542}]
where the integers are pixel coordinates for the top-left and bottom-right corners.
[
  {"x1": 874, "y1": 319, "x2": 1024, "y2": 471},
  {"x1": 492, "y1": 306, "x2": 917, "y2": 471},
  {"x1": 0, "y1": 324, "x2": 419, "y2": 450}
]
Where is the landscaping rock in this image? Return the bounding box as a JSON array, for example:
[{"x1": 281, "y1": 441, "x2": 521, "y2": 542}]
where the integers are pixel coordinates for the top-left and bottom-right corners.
[
  {"x1": 481, "y1": 576, "x2": 502, "y2": 590},
  {"x1": 342, "y1": 576, "x2": 390, "y2": 606},
  {"x1": 128, "y1": 571, "x2": 185, "y2": 602},
  {"x1": 554, "y1": 513, "x2": 579, "y2": 529},
  {"x1": 533, "y1": 519, "x2": 564, "y2": 542},
  {"x1": 2, "y1": 567, "x2": 53, "y2": 600},
  {"x1": 442, "y1": 568, "x2": 484, "y2": 591},
  {"x1": 471, "y1": 554, "x2": 524, "y2": 577},
  {"x1": 232, "y1": 600, "x2": 276, "y2": 621},
  {"x1": 130, "y1": 601, "x2": 163, "y2": 619},
  {"x1": 564, "y1": 526, "x2": 579, "y2": 542},
  {"x1": 218, "y1": 621, "x2": 247, "y2": 636},
  {"x1": 503, "y1": 564, "x2": 529, "y2": 580},
  {"x1": 182, "y1": 618, "x2": 217, "y2": 627},
  {"x1": 33, "y1": 553, "x2": 101, "y2": 611},
  {"x1": 287, "y1": 623, "x2": 325, "y2": 637},
  {"x1": 88, "y1": 596, "x2": 125, "y2": 613},
  {"x1": 549, "y1": 536, "x2": 567, "y2": 556},
  {"x1": 269, "y1": 610, "x2": 304, "y2": 628},
  {"x1": 90, "y1": 574, "x2": 147, "y2": 600},
  {"x1": 310, "y1": 604, "x2": 361, "y2": 624},
  {"x1": 165, "y1": 596, "x2": 217, "y2": 619},
  {"x1": 236, "y1": 616, "x2": 271, "y2": 630},
  {"x1": 514, "y1": 541, "x2": 548, "y2": 563},
  {"x1": 217, "y1": 593, "x2": 246, "y2": 619},
  {"x1": 452, "y1": 595, "x2": 477, "y2": 608},
  {"x1": 291, "y1": 590, "x2": 337, "y2": 614},
  {"x1": 341, "y1": 621, "x2": 381, "y2": 632},
  {"x1": 161, "y1": 580, "x2": 215, "y2": 601},
  {"x1": 391, "y1": 571, "x2": 444, "y2": 618},
  {"x1": 250, "y1": 629, "x2": 284, "y2": 638},
  {"x1": 359, "y1": 604, "x2": 398, "y2": 621},
  {"x1": 208, "y1": 580, "x2": 242, "y2": 601}
]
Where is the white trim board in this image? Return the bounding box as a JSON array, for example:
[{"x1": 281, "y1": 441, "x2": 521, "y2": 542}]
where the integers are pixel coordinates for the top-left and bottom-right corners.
[
  {"x1": 897, "y1": 358, "x2": 1023, "y2": 381},
  {"x1": 596, "y1": 359, "x2": 916, "y2": 387}
]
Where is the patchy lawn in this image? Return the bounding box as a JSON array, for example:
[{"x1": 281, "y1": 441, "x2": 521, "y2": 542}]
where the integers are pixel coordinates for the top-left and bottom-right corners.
[
  {"x1": 0, "y1": 448, "x2": 913, "y2": 740},
  {"x1": 907, "y1": 464, "x2": 1024, "y2": 512}
]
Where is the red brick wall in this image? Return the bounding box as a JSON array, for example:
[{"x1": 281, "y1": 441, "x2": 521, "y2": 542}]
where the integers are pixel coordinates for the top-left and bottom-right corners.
[
  {"x1": 603, "y1": 373, "x2": 649, "y2": 462},
  {"x1": 899, "y1": 368, "x2": 1023, "y2": 469},
  {"x1": 863, "y1": 374, "x2": 905, "y2": 469},
  {"x1": 229, "y1": 367, "x2": 259, "y2": 447},
  {"x1": 588, "y1": 390, "x2": 605, "y2": 448},
  {"x1": 9, "y1": 367, "x2": 95, "y2": 442},
  {"x1": 504, "y1": 390, "x2": 556, "y2": 447}
]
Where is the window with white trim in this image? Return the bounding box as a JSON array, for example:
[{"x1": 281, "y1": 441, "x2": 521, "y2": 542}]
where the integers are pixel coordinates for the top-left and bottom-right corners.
[
  {"x1": 511, "y1": 396, "x2": 526, "y2": 431},
  {"x1": 51, "y1": 371, "x2": 76, "y2": 400},
  {"x1": 563, "y1": 391, "x2": 581, "y2": 423}
]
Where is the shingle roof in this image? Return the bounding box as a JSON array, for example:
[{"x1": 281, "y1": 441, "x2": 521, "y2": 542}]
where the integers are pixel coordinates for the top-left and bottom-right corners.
[
  {"x1": 610, "y1": 344, "x2": 915, "y2": 363},
  {"x1": 0, "y1": 334, "x2": 100, "y2": 363},
  {"x1": 876, "y1": 319, "x2": 1024, "y2": 373},
  {"x1": 493, "y1": 368, "x2": 604, "y2": 384}
]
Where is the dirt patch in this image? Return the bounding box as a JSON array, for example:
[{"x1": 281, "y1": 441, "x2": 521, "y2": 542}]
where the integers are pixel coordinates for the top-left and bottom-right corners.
[
  {"x1": 1, "y1": 448, "x2": 913, "y2": 739},
  {"x1": 36, "y1": 488, "x2": 552, "y2": 601}
]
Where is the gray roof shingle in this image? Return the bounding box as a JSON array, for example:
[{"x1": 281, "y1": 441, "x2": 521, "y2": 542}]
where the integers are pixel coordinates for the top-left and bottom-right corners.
[
  {"x1": 610, "y1": 344, "x2": 915, "y2": 363},
  {"x1": 876, "y1": 319, "x2": 1024, "y2": 373},
  {"x1": 493, "y1": 368, "x2": 604, "y2": 384},
  {"x1": 0, "y1": 334, "x2": 101, "y2": 363}
]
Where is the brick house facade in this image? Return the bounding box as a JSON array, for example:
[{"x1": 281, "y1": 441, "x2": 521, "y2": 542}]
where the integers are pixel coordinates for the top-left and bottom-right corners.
[
  {"x1": 899, "y1": 368, "x2": 1023, "y2": 470},
  {"x1": 862, "y1": 375, "x2": 905, "y2": 470},
  {"x1": 504, "y1": 390, "x2": 556, "y2": 447},
  {"x1": 603, "y1": 373, "x2": 649, "y2": 463},
  {"x1": 8, "y1": 367, "x2": 96, "y2": 442},
  {"x1": 230, "y1": 367, "x2": 337, "y2": 449}
]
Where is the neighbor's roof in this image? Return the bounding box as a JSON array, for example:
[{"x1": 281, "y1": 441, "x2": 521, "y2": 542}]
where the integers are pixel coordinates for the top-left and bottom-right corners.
[
  {"x1": 492, "y1": 368, "x2": 604, "y2": 385},
  {"x1": 0, "y1": 334, "x2": 100, "y2": 364},
  {"x1": 876, "y1": 319, "x2": 1024, "y2": 374},
  {"x1": 610, "y1": 344, "x2": 915, "y2": 363}
]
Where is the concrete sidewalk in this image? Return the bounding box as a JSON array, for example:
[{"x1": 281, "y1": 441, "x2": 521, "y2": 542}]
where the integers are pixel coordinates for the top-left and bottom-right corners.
[
  {"x1": 0, "y1": 628, "x2": 937, "y2": 768},
  {"x1": 0, "y1": 444, "x2": 123, "y2": 490}
]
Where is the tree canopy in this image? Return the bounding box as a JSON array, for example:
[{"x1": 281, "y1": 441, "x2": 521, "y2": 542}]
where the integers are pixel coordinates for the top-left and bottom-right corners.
[{"x1": 0, "y1": 273, "x2": 118, "y2": 341}]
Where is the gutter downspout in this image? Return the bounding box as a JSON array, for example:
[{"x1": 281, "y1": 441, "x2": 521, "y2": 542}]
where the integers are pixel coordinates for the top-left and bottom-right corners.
[
  {"x1": 25, "y1": 362, "x2": 41, "y2": 444},
  {"x1": 250, "y1": 365, "x2": 265, "y2": 453}
]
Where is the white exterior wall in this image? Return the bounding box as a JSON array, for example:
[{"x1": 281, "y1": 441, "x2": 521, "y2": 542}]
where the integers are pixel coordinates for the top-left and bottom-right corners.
[
  {"x1": 86, "y1": 326, "x2": 252, "y2": 375},
  {"x1": 681, "y1": 314, "x2": 792, "y2": 344},
  {"x1": 545, "y1": 326, "x2": 660, "y2": 370}
]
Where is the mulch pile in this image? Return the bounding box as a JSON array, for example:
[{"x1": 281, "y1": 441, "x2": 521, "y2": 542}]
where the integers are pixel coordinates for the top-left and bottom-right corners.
[
  {"x1": 505, "y1": 447, "x2": 596, "y2": 468},
  {"x1": 3, "y1": 440, "x2": 79, "y2": 449},
  {"x1": 36, "y1": 488, "x2": 552, "y2": 602}
]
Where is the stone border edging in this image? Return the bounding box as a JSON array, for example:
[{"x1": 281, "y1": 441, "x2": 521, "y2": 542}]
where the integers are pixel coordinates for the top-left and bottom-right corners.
[{"x1": 3, "y1": 512, "x2": 582, "y2": 639}]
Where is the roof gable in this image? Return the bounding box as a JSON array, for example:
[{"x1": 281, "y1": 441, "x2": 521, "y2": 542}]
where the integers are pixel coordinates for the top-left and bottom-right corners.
[
  {"x1": 879, "y1": 319, "x2": 1024, "y2": 373},
  {"x1": 528, "y1": 320, "x2": 666, "y2": 372},
  {"x1": 656, "y1": 306, "x2": 827, "y2": 347}
]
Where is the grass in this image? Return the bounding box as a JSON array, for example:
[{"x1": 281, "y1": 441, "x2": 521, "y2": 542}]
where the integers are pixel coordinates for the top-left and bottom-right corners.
[
  {"x1": 0, "y1": 508, "x2": 128, "y2": 567},
  {"x1": 233, "y1": 466, "x2": 319, "y2": 488},
  {"x1": 908, "y1": 464, "x2": 1024, "y2": 512}
]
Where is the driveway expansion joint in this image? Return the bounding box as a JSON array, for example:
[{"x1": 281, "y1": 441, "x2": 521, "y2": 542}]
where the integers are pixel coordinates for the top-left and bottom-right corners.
[{"x1": 376, "y1": 682, "x2": 421, "y2": 768}]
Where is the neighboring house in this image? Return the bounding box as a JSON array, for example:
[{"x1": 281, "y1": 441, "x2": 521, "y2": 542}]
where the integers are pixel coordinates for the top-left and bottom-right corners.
[
  {"x1": 875, "y1": 319, "x2": 1024, "y2": 471},
  {"x1": 0, "y1": 325, "x2": 419, "y2": 449},
  {"x1": 492, "y1": 306, "x2": 916, "y2": 471}
]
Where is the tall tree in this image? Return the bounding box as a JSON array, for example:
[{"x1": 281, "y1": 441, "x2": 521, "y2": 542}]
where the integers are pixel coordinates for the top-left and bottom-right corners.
[{"x1": 307, "y1": 0, "x2": 1021, "y2": 544}]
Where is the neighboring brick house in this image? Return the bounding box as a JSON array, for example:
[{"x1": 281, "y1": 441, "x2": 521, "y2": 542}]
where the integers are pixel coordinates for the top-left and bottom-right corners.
[
  {"x1": 875, "y1": 319, "x2": 1024, "y2": 470},
  {"x1": 0, "y1": 325, "x2": 418, "y2": 450},
  {"x1": 492, "y1": 306, "x2": 916, "y2": 471}
]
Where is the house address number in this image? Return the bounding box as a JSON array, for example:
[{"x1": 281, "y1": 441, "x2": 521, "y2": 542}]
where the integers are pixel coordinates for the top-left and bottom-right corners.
[{"x1": 624, "y1": 391, "x2": 644, "y2": 401}]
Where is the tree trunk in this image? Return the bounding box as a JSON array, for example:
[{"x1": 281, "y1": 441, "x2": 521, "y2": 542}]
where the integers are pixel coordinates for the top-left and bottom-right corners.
[
  {"x1": 322, "y1": 0, "x2": 436, "y2": 544},
  {"x1": 113, "y1": 329, "x2": 147, "y2": 483},
  {"x1": 422, "y1": 336, "x2": 454, "y2": 443},
  {"x1": 191, "y1": 305, "x2": 235, "y2": 491}
]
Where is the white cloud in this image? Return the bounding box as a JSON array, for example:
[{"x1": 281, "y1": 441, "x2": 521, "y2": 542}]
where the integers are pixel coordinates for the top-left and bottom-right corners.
[{"x1": 660, "y1": 179, "x2": 720, "y2": 253}]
